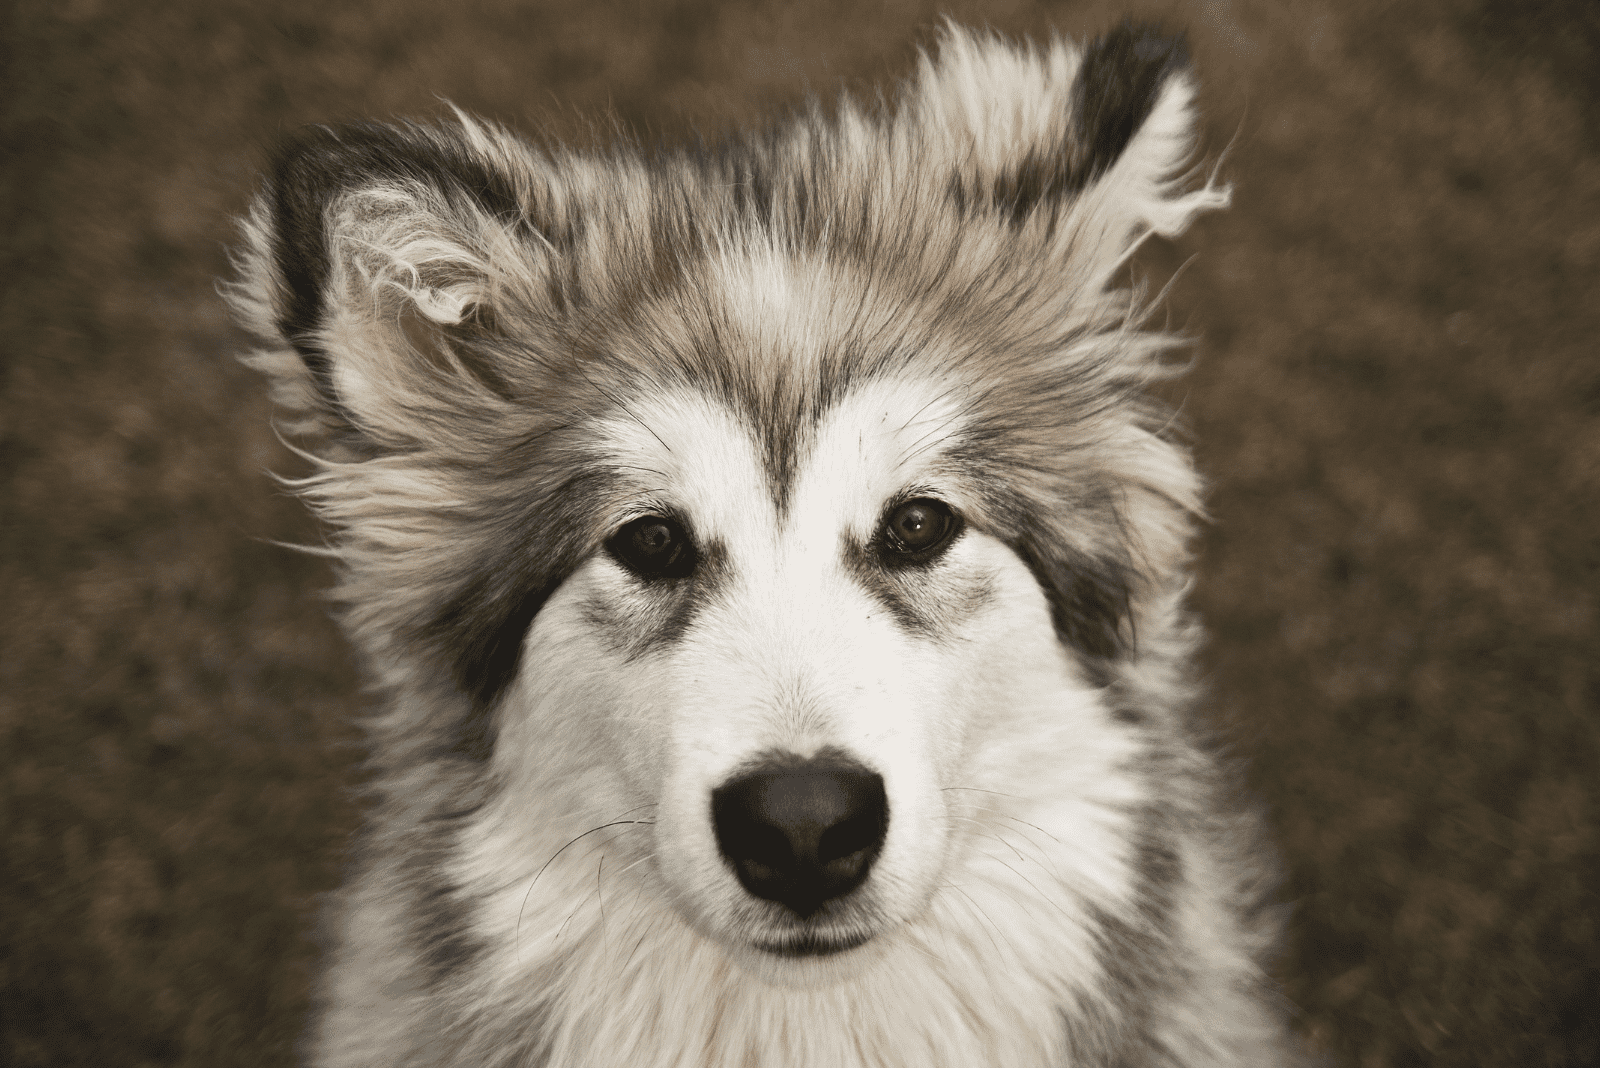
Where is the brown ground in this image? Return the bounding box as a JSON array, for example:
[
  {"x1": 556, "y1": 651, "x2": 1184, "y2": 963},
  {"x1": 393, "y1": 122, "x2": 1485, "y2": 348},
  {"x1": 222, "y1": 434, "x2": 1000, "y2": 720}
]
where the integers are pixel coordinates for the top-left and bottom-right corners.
[{"x1": 3, "y1": 1, "x2": 1597, "y2": 1065}]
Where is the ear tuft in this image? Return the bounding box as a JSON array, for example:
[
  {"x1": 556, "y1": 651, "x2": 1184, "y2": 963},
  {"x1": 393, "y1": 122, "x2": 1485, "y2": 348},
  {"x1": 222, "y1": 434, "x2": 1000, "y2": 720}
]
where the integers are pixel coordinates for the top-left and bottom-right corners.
[
  {"x1": 226, "y1": 117, "x2": 553, "y2": 451},
  {"x1": 1072, "y1": 23, "x2": 1191, "y2": 186},
  {"x1": 910, "y1": 22, "x2": 1223, "y2": 259},
  {"x1": 268, "y1": 121, "x2": 530, "y2": 350}
]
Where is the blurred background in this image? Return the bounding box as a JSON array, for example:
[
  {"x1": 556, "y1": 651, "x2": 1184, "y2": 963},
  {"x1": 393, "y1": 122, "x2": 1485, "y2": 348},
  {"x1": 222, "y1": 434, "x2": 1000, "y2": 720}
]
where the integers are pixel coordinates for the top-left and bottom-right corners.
[{"x1": 3, "y1": 1, "x2": 1597, "y2": 1065}]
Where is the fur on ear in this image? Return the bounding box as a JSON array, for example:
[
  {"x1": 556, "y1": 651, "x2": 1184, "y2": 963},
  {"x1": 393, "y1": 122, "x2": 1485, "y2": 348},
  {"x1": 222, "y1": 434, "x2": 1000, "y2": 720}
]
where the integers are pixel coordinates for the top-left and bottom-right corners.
[
  {"x1": 909, "y1": 21, "x2": 1228, "y2": 285},
  {"x1": 224, "y1": 117, "x2": 558, "y2": 451}
]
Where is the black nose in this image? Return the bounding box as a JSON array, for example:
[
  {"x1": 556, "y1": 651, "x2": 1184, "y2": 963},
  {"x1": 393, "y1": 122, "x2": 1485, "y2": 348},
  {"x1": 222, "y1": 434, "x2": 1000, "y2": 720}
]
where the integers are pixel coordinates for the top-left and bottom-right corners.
[{"x1": 712, "y1": 755, "x2": 889, "y2": 918}]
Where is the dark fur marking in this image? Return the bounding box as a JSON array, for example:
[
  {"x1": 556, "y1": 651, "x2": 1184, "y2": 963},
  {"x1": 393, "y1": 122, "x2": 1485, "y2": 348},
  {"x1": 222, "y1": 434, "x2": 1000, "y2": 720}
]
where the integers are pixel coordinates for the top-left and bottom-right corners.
[
  {"x1": 419, "y1": 469, "x2": 615, "y2": 754},
  {"x1": 1129, "y1": 802, "x2": 1184, "y2": 936},
  {"x1": 650, "y1": 297, "x2": 857, "y2": 519},
  {"x1": 729, "y1": 150, "x2": 778, "y2": 229},
  {"x1": 987, "y1": 146, "x2": 1079, "y2": 226},
  {"x1": 1110, "y1": 700, "x2": 1148, "y2": 725},
  {"x1": 726, "y1": 743, "x2": 855, "y2": 777},
  {"x1": 267, "y1": 122, "x2": 535, "y2": 418},
  {"x1": 839, "y1": 528, "x2": 994, "y2": 641},
  {"x1": 1063, "y1": 801, "x2": 1184, "y2": 1064},
  {"x1": 753, "y1": 385, "x2": 815, "y2": 517},
  {"x1": 402, "y1": 801, "x2": 489, "y2": 984},
  {"x1": 647, "y1": 537, "x2": 728, "y2": 649},
  {"x1": 1004, "y1": 515, "x2": 1134, "y2": 664},
  {"x1": 664, "y1": 285, "x2": 1136, "y2": 671},
  {"x1": 738, "y1": 345, "x2": 927, "y2": 516},
  {"x1": 841, "y1": 537, "x2": 935, "y2": 637},
  {"x1": 580, "y1": 538, "x2": 729, "y2": 660},
  {"x1": 1072, "y1": 23, "x2": 1191, "y2": 185},
  {"x1": 694, "y1": 121, "x2": 827, "y2": 244},
  {"x1": 412, "y1": 870, "x2": 480, "y2": 980}
]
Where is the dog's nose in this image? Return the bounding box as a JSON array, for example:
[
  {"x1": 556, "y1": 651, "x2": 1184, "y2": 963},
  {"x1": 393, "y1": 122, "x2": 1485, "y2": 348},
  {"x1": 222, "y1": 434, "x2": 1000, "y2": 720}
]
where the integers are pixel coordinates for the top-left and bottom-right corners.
[{"x1": 712, "y1": 755, "x2": 888, "y2": 918}]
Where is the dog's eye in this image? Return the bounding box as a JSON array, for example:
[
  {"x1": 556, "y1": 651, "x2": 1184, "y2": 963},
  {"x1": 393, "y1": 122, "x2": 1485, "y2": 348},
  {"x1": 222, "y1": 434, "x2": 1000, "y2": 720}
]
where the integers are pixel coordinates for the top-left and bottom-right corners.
[
  {"x1": 607, "y1": 515, "x2": 697, "y2": 579},
  {"x1": 880, "y1": 498, "x2": 961, "y2": 560}
]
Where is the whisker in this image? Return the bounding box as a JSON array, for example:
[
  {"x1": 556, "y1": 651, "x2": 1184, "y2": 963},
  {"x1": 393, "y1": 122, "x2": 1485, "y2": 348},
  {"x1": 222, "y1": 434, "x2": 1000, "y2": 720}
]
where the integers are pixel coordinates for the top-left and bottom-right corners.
[
  {"x1": 942, "y1": 786, "x2": 1023, "y2": 799},
  {"x1": 555, "y1": 896, "x2": 585, "y2": 942},
  {"x1": 948, "y1": 814, "x2": 1033, "y2": 866},
  {"x1": 622, "y1": 929, "x2": 651, "y2": 974},
  {"x1": 515, "y1": 818, "x2": 657, "y2": 962},
  {"x1": 1003, "y1": 815, "x2": 1062, "y2": 845},
  {"x1": 597, "y1": 855, "x2": 607, "y2": 953},
  {"x1": 980, "y1": 852, "x2": 1076, "y2": 927},
  {"x1": 940, "y1": 882, "x2": 1005, "y2": 960}
]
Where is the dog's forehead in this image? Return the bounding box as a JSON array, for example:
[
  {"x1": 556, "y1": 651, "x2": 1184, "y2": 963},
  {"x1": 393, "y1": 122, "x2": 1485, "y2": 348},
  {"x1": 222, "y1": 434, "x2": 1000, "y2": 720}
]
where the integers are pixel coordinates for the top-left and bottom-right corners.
[
  {"x1": 593, "y1": 375, "x2": 966, "y2": 545},
  {"x1": 588, "y1": 245, "x2": 973, "y2": 542}
]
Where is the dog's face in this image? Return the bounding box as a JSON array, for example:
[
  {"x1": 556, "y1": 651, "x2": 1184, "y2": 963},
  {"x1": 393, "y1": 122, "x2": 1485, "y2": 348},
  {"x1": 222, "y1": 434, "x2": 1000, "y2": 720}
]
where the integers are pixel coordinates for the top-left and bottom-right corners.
[
  {"x1": 503, "y1": 368, "x2": 1084, "y2": 962},
  {"x1": 228, "y1": 24, "x2": 1226, "y2": 985}
]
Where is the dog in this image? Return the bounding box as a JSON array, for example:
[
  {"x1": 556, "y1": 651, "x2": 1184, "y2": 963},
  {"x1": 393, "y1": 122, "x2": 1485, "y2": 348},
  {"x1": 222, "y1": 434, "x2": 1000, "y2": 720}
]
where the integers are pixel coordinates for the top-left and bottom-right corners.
[{"x1": 226, "y1": 21, "x2": 1301, "y2": 1067}]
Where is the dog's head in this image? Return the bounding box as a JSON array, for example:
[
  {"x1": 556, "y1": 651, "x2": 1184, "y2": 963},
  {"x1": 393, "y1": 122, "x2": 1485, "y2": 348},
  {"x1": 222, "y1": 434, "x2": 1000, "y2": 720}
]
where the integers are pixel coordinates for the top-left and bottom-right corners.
[{"x1": 229, "y1": 23, "x2": 1224, "y2": 975}]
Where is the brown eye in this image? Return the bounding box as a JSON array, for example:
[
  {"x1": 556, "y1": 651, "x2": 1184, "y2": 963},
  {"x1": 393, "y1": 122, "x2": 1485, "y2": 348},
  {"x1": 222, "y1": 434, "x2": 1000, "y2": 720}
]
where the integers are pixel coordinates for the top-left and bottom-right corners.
[
  {"x1": 607, "y1": 515, "x2": 697, "y2": 579},
  {"x1": 881, "y1": 498, "x2": 960, "y2": 559}
]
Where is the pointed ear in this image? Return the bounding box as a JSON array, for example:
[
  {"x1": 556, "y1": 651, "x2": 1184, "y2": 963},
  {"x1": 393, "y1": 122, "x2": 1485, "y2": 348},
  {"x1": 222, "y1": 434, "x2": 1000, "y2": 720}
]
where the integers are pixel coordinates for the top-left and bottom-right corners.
[
  {"x1": 912, "y1": 21, "x2": 1227, "y2": 281},
  {"x1": 226, "y1": 118, "x2": 556, "y2": 450}
]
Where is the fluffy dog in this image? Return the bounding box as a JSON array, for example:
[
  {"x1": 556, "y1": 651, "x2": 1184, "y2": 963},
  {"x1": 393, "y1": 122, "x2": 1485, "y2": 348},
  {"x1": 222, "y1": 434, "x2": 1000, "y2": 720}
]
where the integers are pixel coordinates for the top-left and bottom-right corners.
[{"x1": 227, "y1": 21, "x2": 1300, "y2": 1067}]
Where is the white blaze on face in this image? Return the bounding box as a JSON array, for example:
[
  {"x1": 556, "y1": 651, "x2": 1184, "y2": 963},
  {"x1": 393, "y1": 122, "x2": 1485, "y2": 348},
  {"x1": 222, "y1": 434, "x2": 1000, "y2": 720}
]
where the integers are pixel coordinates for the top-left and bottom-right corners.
[{"x1": 631, "y1": 378, "x2": 983, "y2": 938}]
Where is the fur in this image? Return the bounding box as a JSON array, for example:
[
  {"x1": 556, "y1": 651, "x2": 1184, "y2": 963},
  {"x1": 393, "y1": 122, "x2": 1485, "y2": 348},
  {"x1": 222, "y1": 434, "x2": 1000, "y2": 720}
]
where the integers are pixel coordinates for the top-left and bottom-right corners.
[{"x1": 226, "y1": 21, "x2": 1301, "y2": 1067}]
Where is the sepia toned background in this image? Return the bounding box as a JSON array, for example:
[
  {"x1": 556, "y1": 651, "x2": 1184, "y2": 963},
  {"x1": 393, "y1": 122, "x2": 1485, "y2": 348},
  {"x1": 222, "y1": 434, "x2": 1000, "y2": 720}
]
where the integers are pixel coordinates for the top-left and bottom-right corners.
[{"x1": 3, "y1": 0, "x2": 1596, "y2": 1065}]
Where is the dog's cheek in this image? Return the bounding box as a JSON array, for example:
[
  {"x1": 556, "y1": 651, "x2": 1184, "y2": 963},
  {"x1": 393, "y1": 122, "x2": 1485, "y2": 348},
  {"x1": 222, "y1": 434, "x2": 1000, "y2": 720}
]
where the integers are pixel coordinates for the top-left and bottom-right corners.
[
  {"x1": 490, "y1": 572, "x2": 653, "y2": 815},
  {"x1": 935, "y1": 538, "x2": 1098, "y2": 772}
]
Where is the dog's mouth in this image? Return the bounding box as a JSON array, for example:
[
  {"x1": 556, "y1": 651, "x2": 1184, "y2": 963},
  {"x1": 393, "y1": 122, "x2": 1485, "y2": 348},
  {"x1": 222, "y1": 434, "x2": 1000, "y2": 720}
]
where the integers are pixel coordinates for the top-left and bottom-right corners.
[{"x1": 753, "y1": 929, "x2": 874, "y2": 958}]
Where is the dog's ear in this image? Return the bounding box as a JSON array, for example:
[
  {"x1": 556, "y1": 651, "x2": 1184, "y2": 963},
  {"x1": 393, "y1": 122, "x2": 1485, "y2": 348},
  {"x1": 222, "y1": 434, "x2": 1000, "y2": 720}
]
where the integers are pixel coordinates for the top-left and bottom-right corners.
[
  {"x1": 909, "y1": 21, "x2": 1227, "y2": 282},
  {"x1": 227, "y1": 118, "x2": 559, "y2": 451}
]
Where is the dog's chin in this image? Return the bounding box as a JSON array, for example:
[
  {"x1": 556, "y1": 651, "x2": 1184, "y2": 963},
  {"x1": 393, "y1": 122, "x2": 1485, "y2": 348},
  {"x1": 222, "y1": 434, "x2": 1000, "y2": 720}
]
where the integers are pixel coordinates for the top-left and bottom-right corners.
[
  {"x1": 722, "y1": 924, "x2": 886, "y2": 987},
  {"x1": 756, "y1": 928, "x2": 874, "y2": 958}
]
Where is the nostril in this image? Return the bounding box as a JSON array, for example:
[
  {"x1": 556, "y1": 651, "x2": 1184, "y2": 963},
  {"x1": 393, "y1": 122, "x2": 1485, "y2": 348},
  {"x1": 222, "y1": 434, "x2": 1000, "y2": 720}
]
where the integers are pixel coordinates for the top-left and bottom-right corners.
[
  {"x1": 818, "y1": 810, "x2": 881, "y2": 865},
  {"x1": 737, "y1": 824, "x2": 793, "y2": 879},
  {"x1": 712, "y1": 753, "x2": 888, "y2": 918}
]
